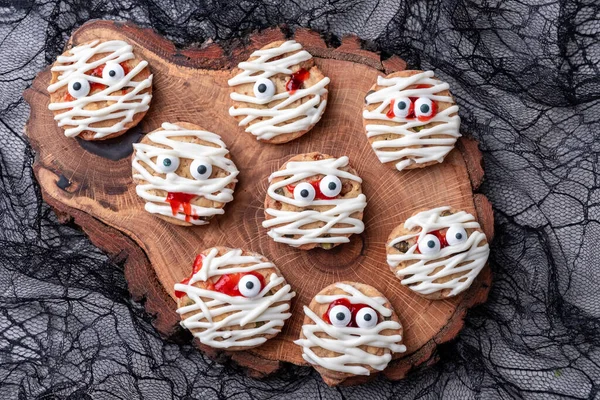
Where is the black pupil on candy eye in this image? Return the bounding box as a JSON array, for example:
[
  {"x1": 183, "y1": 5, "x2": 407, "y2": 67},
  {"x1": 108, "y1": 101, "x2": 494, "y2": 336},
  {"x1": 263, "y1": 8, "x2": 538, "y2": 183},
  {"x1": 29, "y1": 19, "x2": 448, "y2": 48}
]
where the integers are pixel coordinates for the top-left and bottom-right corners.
[
  {"x1": 197, "y1": 165, "x2": 207, "y2": 175},
  {"x1": 163, "y1": 159, "x2": 171, "y2": 167},
  {"x1": 300, "y1": 189, "x2": 309, "y2": 198},
  {"x1": 328, "y1": 182, "x2": 336, "y2": 190},
  {"x1": 420, "y1": 104, "x2": 430, "y2": 113},
  {"x1": 258, "y1": 83, "x2": 267, "y2": 93},
  {"x1": 73, "y1": 82, "x2": 82, "y2": 91},
  {"x1": 336, "y1": 312, "x2": 345, "y2": 321},
  {"x1": 109, "y1": 70, "x2": 116, "y2": 77},
  {"x1": 398, "y1": 101, "x2": 407, "y2": 110},
  {"x1": 427, "y1": 240, "x2": 436, "y2": 248},
  {"x1": 364, "y1": 314, "x2": 372, "y2": 321},
  {"x1": 245, "y1": 281, "x2": 254, "y2": 289},
  {"x1": 456, "y1": 233, "x2": 463, "y2": 240}
]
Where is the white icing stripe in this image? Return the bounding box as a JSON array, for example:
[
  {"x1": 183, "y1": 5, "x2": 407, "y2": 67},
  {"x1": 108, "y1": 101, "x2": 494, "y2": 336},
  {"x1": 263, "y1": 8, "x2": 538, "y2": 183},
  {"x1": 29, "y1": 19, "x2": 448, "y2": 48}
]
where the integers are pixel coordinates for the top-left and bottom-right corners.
[
  {"x1": 228, "y1": 40, "x2": 330, "y2": 141},
  {"x1": 175, "y1": 248, "x2": 295, "y2": 349},
  {"x1": 294, "y1": 283, "x2": 406, "y2": 375},
  {"x1": 363, "y1": 71, "x2": 460, "y2": 171},
  {"x1": 387, "y1": 206, "x2": 490, "y2": 297},
  {"x1": 132, "y1": 122, "x2": 238, "y2": 225},
  {"x1": 262, "y1": 156, "x2": 367, "y2": 246},
  {"x1": 48, "y1": 40, "x2": 153, "y2": 139}
]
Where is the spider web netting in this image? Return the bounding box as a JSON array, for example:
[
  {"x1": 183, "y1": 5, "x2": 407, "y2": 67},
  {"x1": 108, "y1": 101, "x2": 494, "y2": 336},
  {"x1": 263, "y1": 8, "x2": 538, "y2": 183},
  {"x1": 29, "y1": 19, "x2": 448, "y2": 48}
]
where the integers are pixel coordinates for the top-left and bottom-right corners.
[{"x1": 1, "y1": 0, "x2": 599, "y2": 399}]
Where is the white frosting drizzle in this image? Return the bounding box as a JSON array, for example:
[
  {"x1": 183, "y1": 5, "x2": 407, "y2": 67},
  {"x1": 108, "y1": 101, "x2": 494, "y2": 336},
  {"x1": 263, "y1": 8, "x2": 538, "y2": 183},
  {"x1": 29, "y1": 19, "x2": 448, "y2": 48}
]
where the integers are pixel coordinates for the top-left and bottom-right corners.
[
  {"x1": 294, "y1": 283, "x2": 406, "y2": 375},
  {"x1": 262, "y1": 156, "x2": 367, "y2": 246},
  {"x1": 174, "y1": 248, "x2": 295, "y2": 349},
  {"x1": 228, "y1": 40, "x2": 330, "y2": 141},
  {"x1": 48, "y1": 40, "x2": 153, "y2": 139},
  {"x1": 387, "y1": 206, "x2": 490, "y2": 297},
  {"x1": 132, "y1": 122, "x2": 239, "y2": 225},
  {"x1": 363, "y1": 71, "x2": 461, "y2": 171}
]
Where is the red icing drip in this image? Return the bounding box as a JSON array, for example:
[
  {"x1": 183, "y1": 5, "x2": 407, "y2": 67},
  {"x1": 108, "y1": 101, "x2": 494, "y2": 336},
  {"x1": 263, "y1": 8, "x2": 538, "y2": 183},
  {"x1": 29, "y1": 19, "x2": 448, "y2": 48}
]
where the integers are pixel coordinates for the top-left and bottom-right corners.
[
  {"x1": 415, "y1": 229, "x2": 448, "y2": 254},
  {"x1": 166, "y1": 192, "x2": 196, "y2": 222},
  {"x1": 213, "y1": 272, "x2": 265, "y2": 297},
  {"x1": 175, "y1": 276, "x2": 191, "y2": 298},
  {"x1": 175, "y1": 254, "x2": 266, "y2": 299},
  {"x1": 89, "y1": 64, "x2": 105, "y2": 77},
  {"x1": 386, "y1": 99, "x2": 396, "y2": 119},
  {"x1": 175, "y1": 254, "x2": 207, "y2": 298},
  {"x1": 416, "y1": 100, "x2": 436, "y2": 122},
  {"x1": 385, "y1": 82, "x2": 437, "y2": 121},
  {"x1": 87, "y1": 62, "x2": 130, "y2": 78},
  {"x1": 63, "y1": 62, "x2": 130, "y2": 102},
  {"x1": 322, "y1": 298, "x2": 376, "y2": 327},
  {"x1": 286, "y1": 179, "x2": 338, "y2": 200},
  {"x1": 285, "y1": 68, "x2": 310, "y2": 93}
]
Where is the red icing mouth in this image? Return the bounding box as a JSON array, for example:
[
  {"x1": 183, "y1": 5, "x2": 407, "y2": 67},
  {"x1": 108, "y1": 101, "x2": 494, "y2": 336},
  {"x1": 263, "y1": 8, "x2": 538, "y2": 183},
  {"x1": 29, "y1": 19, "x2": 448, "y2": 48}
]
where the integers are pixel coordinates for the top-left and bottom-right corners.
[
  {"x1": 286, "y1": 179, "x2": 339, "y2": 200},
  {"x1": 166, "y1": 192, "x2": 199, "y2": 223},
  {"x1": 285, "y1": 68, "x2": 310, "y2": 94},
  {"x1": 322, "y1": 298, "x2": 376, "y2": 327}
]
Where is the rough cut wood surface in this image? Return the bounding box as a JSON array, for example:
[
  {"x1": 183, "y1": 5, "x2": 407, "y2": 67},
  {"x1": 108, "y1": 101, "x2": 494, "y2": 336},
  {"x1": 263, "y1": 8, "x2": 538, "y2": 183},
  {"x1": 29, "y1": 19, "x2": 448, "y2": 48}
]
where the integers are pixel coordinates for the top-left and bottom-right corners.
[{"x1": 24, "y1": 20, "x2": 494, "y2": 385}]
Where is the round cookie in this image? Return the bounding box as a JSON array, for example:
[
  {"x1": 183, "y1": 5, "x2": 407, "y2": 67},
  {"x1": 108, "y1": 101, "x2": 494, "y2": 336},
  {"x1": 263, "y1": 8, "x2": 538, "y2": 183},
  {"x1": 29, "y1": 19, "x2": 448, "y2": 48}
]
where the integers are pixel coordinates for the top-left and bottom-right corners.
[
  {"x1": 386, "y1": 206, "x2": 490, "y2": 300},
  {"x1": 294, "y1": 282, "x2": 406, "y2": 386},
  {"x1": 228, "y1": 40, "x2": 330, "y2": 144},
  {"x1": 362, "y1": 70, "x2": 460, "y2": 171},
  {"x1": 174, "y1": 247, "x2": 295, "y2": 351},
  {"x1": 47, "y1": 39, "x2": 153, "y2": 141},
  {"x1": 262, "y1": 152, "x2": 367, "y2": 250},
  {"x1": 132, "y1": 122, "x2": 238, "y2": 226}
]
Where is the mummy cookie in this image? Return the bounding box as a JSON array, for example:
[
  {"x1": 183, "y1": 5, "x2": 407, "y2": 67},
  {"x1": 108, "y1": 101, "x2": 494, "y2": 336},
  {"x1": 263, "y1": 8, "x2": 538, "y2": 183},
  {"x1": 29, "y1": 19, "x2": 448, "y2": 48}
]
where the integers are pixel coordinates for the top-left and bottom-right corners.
[
  {"x1": 363, "y1": 70, "x2": 460, "y2": 171},
  {"x1": 294, "y1": 282, "x2": 406, "y2": 385},
  {"x1": 386, "y1": 207, "x2": 490, "y2": 299},
  {"x1": 262, "y1": 153, "x2": 367, "y2": 250},
  {"x1": 174, "y1": 247, "x2": 295, "y2": 350},
  {"x1": 132, "y1": 122, "x2": 238, "y2": 226},
  {"x1": 48, "y1": 40, "x2": 153, "y2": 140},
  {"x1": 228, "y1": 40, "x2": 330, "y2": 144}
]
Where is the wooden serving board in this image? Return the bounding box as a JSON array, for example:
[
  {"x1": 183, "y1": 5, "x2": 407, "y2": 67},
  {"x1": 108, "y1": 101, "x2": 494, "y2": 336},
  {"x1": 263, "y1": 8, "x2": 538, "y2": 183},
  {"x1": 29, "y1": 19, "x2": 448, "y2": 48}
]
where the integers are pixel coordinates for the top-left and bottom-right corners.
[{"x1": 24, "y1": 20, "x2": 493, "y2": 385}]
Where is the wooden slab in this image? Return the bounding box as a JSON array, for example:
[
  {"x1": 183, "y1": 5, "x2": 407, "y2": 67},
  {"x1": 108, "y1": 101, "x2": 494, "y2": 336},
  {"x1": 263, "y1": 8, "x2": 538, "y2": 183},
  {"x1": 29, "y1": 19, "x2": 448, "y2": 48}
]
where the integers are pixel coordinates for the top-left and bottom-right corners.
[{"x1": 24, "y1": 20, "x2": 493, "y2": 384}]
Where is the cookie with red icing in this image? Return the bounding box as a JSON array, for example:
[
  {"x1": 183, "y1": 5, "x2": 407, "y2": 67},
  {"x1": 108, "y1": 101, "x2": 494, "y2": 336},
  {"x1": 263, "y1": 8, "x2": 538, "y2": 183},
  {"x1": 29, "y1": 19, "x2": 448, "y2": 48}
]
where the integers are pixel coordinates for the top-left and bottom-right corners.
[
  {"x1": 386, "y1": 206, "x2": 490, "y2": 299},
  {"x1": 262, "y1": 152, "x2": 367, "y2": 250},
  {"x1": 363, "y1": 70, "x2": 461, "y2": 171},
  {"x1": 47, "y1": 39, "x2": 153, "y2": 141},
  {"x1": 174, "y1": 247, "x2": 295, "y2": 351},
  {"x1": 131, "y1": 122, "x2": 238, "y2": 226},
  {"x1": 228, "y1": 40, "x2": 330, "y2": 144},
  {"x1": 294, "y1": 282, "x2": 406, "y2": 386}
]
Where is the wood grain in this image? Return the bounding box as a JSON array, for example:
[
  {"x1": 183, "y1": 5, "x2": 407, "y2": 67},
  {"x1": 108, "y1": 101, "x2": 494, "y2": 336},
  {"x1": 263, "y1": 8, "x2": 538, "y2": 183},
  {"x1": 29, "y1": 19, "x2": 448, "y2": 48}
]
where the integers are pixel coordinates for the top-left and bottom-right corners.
[{"x1": 24, "y1": 20, "x2": 493, "y2": 385}]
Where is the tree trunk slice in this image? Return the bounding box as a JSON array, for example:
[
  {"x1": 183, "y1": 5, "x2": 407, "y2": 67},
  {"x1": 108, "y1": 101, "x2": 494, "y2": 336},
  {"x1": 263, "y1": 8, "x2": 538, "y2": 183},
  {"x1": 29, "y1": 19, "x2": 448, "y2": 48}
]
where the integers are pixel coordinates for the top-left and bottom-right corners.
[{"x1": 24, "y1": 20, "x2": 494, "y2": 385}]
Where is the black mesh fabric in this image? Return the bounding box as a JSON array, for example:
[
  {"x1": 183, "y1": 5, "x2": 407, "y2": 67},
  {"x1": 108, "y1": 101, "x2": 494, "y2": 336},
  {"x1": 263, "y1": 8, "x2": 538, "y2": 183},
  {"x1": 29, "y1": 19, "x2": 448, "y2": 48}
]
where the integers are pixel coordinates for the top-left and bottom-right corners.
[{"x1": 1, "y1": 0, "x2": 599, "y2": 398}]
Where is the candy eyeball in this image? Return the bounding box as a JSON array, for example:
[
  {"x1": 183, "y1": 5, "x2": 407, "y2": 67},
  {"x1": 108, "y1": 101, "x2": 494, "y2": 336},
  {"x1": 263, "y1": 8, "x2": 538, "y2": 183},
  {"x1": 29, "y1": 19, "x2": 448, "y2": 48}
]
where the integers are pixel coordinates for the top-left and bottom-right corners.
[
  {"x1": 68, "y1": 79, "x2": 91, "y2": 99},
  {"x1": 446, "y1": 225, "x2": 468, "y2": 246},
  {"x1": 392, "y1": 97, "x2": 412, "y2": 118},
  {"x1": 328, "y1": 305, "x2": 352, "y2": 327},
  {"x1": 156, "y1": 155, "x2": 180, "y2": 173},
  {"x1": 414, "y1": 97, "x2": 434, "y2": 119},
  {"x1": 355, "y1": 307, "x2": 378, "y2": 329},
  {"x1": 102, "y1": 62, "x2": 125, "y2": 83},
  {"x1": 190, "y1": 158, "x2": 213, "y2": 180},
  {"x1": 293, "y1": 182, "x2": 316, "y2": 204},
  {"x1": 253, "y1": 78, "x2": 276, "y2": 100},
  {"x1": 319, "y1": 175, "x2": 342, "y2": 198},
  {"x1": 418, "y1": 234, "x2": 441, "y2": 255},
  {"x1": 238, "y1": 274, "x2": 262, "y2": 298}
]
